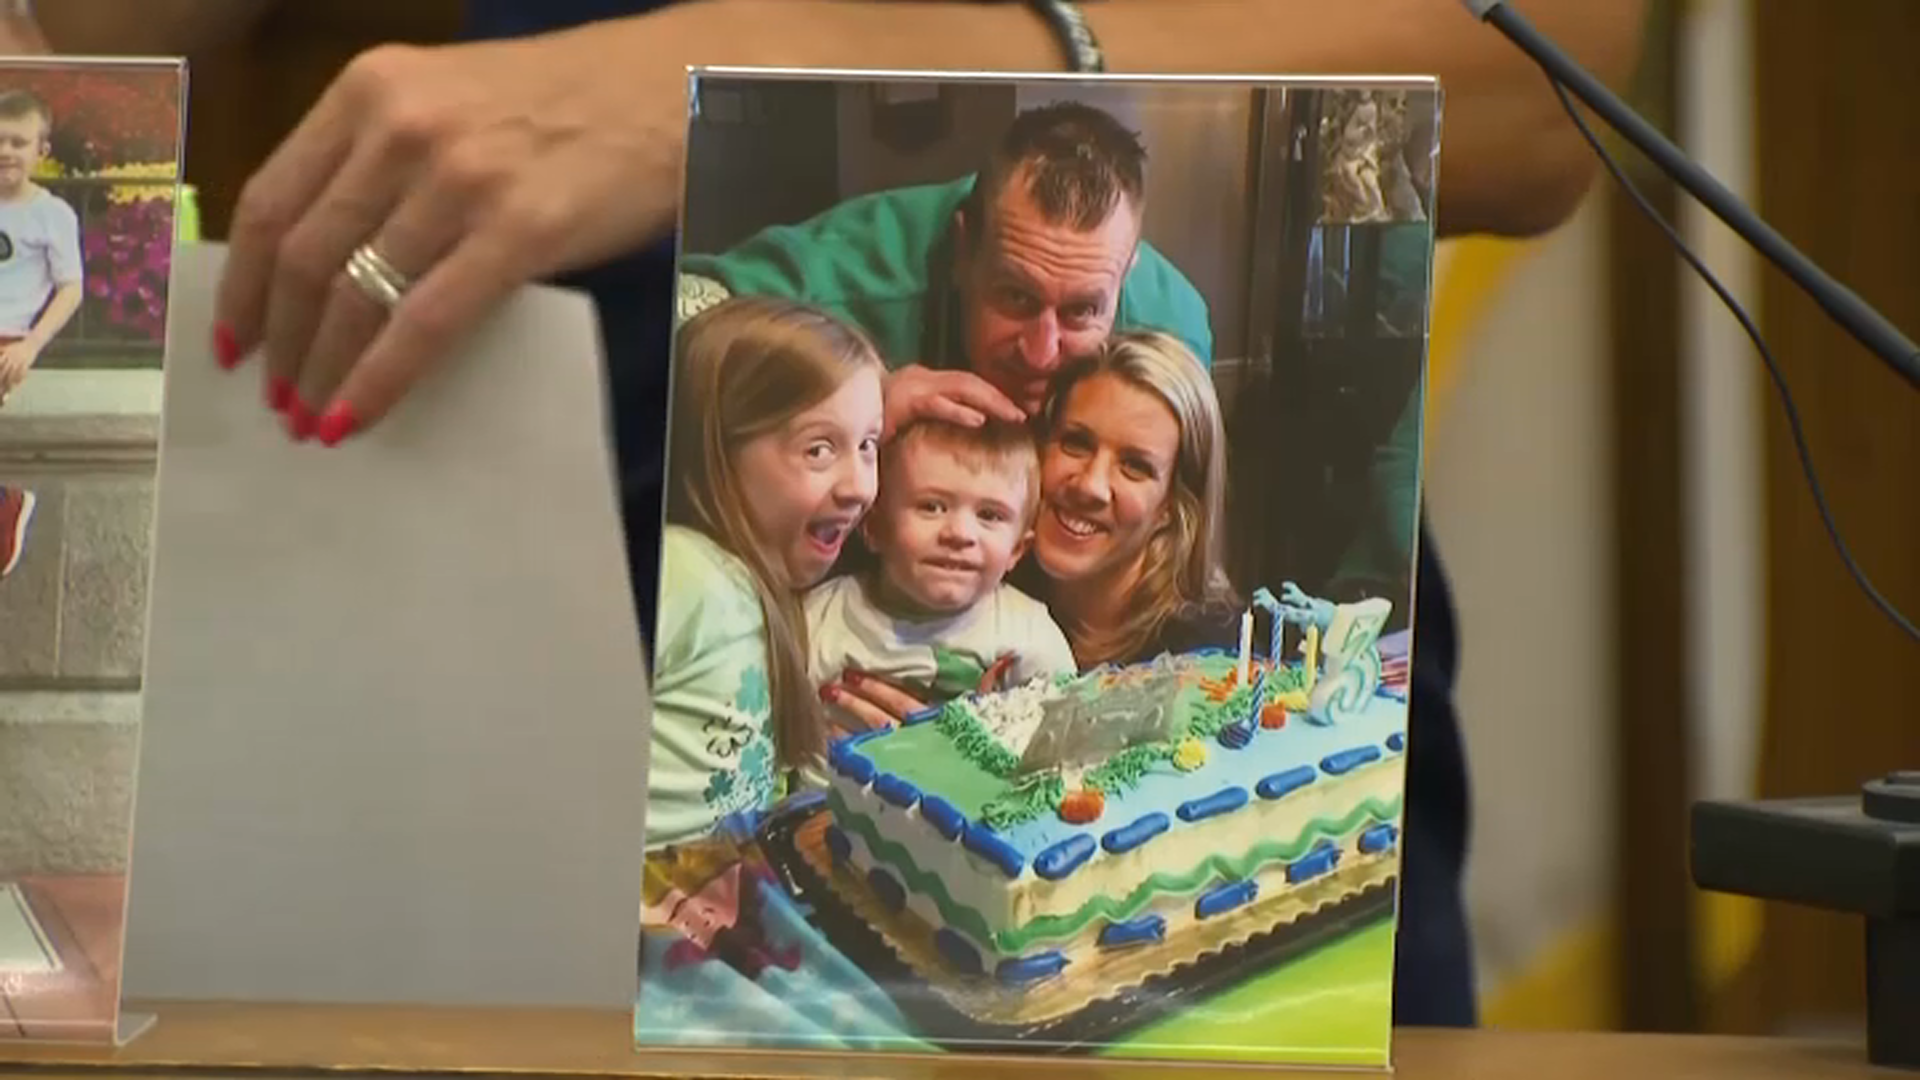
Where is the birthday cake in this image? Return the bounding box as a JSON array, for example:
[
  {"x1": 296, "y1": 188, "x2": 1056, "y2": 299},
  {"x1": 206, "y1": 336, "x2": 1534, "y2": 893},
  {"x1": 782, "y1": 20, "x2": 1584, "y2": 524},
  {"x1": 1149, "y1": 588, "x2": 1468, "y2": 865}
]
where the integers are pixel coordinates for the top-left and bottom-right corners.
[{"x1": 814, "y1": 586, "x2": 1409, "y2": 1025}]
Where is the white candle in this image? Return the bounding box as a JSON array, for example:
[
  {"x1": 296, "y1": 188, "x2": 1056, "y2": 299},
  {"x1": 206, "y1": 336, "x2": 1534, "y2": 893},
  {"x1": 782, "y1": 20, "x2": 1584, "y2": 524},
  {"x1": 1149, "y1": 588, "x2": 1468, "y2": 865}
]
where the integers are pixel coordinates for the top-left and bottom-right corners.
[{"x1": 1237, "y1": 610, "x2": 1253, "y2": 684}]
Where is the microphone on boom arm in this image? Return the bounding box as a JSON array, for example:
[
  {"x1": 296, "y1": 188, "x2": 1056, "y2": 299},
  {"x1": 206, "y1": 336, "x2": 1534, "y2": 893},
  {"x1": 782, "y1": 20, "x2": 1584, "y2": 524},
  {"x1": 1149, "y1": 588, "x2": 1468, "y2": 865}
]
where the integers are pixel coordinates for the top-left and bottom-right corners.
[
  {"x1": 1458, "y1": 0, "x2": 1920, "y2": 646},
  {"x1": 1456, "y1": 5, "x2": 1920, "y2": 1072},
  {"x1": 1459, "y1": 0, "x2": 1920, "y2": 387}
]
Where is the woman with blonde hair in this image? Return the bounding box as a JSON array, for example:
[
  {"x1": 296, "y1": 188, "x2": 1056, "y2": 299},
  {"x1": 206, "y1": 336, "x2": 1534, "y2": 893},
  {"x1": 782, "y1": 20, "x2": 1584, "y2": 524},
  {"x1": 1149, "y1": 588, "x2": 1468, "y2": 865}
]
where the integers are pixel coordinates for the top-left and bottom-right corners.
[
  {"x1": 648, "y1": 293, "x2": 884, "y2": 849},
  {"x1": 1023, "y1": 329, "x2": 1240, "y2": 667}
]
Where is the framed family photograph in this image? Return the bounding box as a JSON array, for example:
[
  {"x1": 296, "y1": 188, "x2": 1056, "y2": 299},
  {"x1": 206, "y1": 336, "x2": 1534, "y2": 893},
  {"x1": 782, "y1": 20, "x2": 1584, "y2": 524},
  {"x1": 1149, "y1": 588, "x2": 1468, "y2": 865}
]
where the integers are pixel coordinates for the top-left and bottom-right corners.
[
  {"x1": 637, "y1": 68, "x2": 1440, "y2": 1069},
  {"x1": 0, "y1": 56, "x2": 185, "y2": 1046}
]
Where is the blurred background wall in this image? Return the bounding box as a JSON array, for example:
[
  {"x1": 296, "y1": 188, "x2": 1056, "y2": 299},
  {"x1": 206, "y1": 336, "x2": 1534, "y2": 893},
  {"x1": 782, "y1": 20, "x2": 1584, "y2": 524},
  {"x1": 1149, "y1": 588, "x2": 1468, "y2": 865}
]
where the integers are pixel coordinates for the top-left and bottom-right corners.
[
  {"x1": 1426, "y1": 0, "x2": 1920, "y2": 1038},
  {"x1": 60, "y1": 0, "x2": 1920, "y2": 1044}
]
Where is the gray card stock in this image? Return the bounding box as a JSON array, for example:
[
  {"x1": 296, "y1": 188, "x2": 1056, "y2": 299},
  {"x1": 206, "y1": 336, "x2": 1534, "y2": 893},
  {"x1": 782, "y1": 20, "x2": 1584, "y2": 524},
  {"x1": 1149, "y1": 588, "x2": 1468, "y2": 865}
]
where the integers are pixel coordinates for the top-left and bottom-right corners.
[{"x1": 121, "y1": 243, "x2": 651, "y2": 1009}]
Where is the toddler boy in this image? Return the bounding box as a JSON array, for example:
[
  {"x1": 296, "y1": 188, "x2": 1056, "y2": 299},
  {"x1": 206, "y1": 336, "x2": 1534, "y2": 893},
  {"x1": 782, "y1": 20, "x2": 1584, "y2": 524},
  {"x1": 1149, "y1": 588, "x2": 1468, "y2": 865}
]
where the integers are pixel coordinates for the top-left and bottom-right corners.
[{"x1": 807, "y1": 418, "x2": 1076, "y2": 717}]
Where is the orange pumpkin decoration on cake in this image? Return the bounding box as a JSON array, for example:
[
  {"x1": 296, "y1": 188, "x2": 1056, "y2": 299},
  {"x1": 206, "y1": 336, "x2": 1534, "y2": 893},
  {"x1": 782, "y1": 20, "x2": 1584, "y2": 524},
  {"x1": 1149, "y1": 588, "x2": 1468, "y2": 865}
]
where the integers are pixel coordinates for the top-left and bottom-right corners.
[{"x1": 1058, "y1": 788, "x2": 1106, "y2": 824}]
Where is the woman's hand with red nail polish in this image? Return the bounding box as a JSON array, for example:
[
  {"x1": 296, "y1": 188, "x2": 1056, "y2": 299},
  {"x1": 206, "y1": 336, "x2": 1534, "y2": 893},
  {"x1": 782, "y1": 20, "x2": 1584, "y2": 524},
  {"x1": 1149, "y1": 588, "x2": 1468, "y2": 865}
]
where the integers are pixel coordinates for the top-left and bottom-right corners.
[
  {"x1": 266, "y1": 376, "x2": 295, "y2": 413},
  {"x1": 213, "y1": 323, "x2": 243, "y2": 369},
  {"x1": 315, "y1": 402, "x2": 359, "y2": 447},
  {"x1": 209, "y1": 15, "x2": 693, "y2": 447},
  {"x1": 285, "y1": 398, "x2": 318, "y2": 442}
]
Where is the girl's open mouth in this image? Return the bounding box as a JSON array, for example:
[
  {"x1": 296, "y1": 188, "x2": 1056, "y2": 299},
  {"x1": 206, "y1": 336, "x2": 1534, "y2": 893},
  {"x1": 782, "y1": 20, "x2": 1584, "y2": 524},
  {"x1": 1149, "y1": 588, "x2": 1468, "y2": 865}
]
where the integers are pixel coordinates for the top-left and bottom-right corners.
[{"x1": 806, "y1": 518, "x2": 852, "y2": 553}]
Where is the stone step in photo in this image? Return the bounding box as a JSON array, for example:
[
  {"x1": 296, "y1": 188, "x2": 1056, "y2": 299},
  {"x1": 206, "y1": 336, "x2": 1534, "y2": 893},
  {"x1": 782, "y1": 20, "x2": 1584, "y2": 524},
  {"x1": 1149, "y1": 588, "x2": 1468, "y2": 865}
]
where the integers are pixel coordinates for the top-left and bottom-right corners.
[
  {"x1": 0, "y1": 474, "x2": 156, "y2": 687},
  {"x1": 0, "y1": 692, "x2": 140, "y2": 875},
  {"x1": 2, "y1": 414, "x2": 158, "y2": 879}
]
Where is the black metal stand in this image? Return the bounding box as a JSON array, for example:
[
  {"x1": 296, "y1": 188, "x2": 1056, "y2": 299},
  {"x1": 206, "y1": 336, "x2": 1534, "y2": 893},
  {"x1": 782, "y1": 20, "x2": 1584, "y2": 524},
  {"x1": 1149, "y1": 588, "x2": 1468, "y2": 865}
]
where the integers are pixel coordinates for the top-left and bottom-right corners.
[{"x1": 1690, "y1": 772, "x2": 1920, "y2": 1069}]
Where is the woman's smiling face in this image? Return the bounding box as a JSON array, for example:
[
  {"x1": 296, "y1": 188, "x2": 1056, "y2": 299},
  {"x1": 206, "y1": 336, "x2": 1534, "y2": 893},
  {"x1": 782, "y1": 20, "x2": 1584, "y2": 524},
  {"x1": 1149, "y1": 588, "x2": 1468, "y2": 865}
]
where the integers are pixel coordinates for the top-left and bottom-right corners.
[
  {"x1": 1033, "y1": 370, "x2": 1179, "y2": 588},
  {"x1": 731, "y1": 365, "x2": 884, "y2": 588}
]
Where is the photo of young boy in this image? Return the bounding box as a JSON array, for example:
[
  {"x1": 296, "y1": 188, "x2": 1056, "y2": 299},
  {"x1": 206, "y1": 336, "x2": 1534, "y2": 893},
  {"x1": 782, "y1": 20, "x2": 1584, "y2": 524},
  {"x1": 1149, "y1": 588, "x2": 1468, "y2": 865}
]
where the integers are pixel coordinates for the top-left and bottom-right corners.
[
  {"x1": 808, "y1": 416, "x2": 1076, "y2": 731},
  {"x1": 0, "y1": 88, "x2": 80, "y2": 583},
  {"x1": 0, "y1": 88, "x2": 82, "y2": 406}
]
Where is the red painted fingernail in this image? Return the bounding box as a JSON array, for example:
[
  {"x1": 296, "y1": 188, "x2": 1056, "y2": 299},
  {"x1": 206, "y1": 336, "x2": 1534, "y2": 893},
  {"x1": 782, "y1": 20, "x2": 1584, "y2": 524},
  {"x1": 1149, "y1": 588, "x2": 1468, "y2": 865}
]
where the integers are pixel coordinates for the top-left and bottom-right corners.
[
  {"x1": 843, "y1": 670, "x2": 863, "y2": 687},
  {"x1": 819, "y1": 684, "x2": 840, "y2": 704},
  {"x1": 266, "y1": 376, "x2": 294, "y2": 413},
  {"x1": 213, "y1": 323, "x2": 241, "y2": 369},
  {"x1": 315, "y1": 402, "x2": 359, "y2": 448},
  {"x1": 286, "y1": 399, "x2": 316, "y2": 442}
]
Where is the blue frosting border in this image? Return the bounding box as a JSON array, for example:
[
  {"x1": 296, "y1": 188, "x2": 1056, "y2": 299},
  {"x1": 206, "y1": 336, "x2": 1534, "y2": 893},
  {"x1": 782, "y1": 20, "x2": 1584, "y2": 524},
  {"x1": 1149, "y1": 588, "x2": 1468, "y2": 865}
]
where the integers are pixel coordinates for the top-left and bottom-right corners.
[{"x1": 825, "y1": 645, "x2": 1410, "y2": 890}]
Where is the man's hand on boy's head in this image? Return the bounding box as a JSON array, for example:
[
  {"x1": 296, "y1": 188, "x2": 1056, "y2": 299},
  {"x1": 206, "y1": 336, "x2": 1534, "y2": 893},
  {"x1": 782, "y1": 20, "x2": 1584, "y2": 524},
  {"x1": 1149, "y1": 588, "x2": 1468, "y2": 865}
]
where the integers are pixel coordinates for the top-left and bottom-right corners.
[
  {"x1": 0, "y1": 339, "x2": 41, "y2": 395},
  {"x1": 881, "y1": 365, "x2": 1025, "y2": 442}
]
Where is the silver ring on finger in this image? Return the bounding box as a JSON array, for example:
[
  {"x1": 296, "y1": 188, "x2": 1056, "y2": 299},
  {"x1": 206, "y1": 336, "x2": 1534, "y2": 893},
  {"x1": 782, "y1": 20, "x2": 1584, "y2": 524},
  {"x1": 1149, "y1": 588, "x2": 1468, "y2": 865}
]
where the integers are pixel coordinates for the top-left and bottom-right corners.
[{"x1": 344, "y1": 242, "x2": 413, "y2": 309}]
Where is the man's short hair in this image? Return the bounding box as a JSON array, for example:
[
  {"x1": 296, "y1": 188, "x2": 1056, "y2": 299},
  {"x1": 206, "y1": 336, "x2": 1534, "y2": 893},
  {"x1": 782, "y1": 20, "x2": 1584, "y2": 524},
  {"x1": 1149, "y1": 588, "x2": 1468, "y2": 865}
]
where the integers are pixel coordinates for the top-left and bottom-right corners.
[
  {"x1": 883, "y1": 417, "x2": 1043, "y2": 527},
  {"x1": 965, "y1": 100, "x2": 1147, "y2": 240},
  {"x1": 0, "y1": 89, "x2": 51, "y2": 130}
]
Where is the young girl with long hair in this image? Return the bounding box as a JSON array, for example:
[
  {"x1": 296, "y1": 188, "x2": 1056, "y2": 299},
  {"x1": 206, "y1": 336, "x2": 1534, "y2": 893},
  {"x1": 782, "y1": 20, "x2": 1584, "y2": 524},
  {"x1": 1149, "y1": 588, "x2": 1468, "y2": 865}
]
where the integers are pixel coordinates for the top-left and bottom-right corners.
[{"x1": 647, "y1": 293, "x2": 883, "y2": 848}]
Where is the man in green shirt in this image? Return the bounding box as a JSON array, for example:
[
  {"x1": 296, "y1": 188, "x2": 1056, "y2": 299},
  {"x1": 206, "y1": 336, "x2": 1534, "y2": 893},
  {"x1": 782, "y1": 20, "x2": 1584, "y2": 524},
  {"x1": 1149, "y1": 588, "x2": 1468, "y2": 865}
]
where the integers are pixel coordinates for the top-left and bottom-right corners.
[
  {"x1": 674, "y1": 99, "x2": 1214, "y2": 429},
  {"x1": 676, "y1": 94, "x2": 1422, "y2": 606}
]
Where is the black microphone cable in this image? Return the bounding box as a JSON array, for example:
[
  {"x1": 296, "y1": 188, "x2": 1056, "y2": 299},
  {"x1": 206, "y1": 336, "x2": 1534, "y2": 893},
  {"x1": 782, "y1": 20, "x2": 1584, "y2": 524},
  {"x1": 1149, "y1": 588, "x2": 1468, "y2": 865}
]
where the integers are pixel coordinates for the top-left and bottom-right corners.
[{"x1": 1543, "y1": 74, "x2": 1920, "y2": 644}]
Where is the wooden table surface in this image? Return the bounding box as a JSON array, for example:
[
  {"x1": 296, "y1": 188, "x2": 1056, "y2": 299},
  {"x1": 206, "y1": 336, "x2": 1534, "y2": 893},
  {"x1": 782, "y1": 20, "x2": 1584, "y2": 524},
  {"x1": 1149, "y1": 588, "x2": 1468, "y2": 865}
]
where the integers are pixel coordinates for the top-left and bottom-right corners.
[{"x1": 0, "y1": 1002, "x2": 1902, "y2": 1079}]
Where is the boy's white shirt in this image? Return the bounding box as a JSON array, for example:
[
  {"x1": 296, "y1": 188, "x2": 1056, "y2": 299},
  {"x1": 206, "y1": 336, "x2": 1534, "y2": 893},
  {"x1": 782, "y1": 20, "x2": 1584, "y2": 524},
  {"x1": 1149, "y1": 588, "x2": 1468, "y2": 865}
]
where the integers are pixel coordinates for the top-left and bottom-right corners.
[
  {"x1": 805, "y1": 571, "x2": 1078, "y2": 702},
  {"x1": 0, "y1": 185, "x2": 80, "y2": 338}
]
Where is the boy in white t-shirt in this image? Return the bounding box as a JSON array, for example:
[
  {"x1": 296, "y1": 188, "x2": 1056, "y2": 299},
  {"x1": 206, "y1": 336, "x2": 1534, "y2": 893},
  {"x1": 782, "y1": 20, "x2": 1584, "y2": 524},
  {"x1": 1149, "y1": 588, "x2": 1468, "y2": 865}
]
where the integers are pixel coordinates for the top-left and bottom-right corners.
[
  {"x1": 807, "y1": 417, "x2": 1077, "y2": 724},
  {"x1": 0, "y1": 89, "x2": 83, "y2": 581}
]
